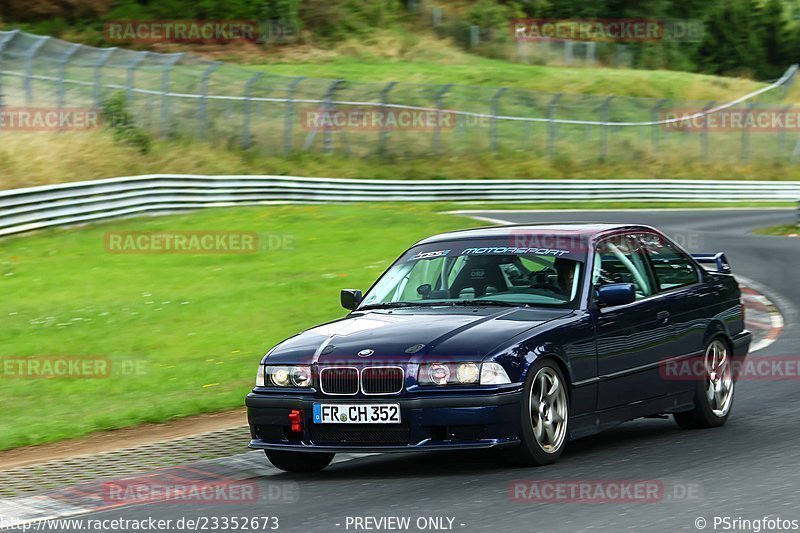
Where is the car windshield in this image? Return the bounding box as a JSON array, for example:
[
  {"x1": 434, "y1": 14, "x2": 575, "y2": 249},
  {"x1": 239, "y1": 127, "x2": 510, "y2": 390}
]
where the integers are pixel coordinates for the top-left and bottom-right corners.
[{"x1": 360, "y1": 236, "x2": 587, "y2": 309}]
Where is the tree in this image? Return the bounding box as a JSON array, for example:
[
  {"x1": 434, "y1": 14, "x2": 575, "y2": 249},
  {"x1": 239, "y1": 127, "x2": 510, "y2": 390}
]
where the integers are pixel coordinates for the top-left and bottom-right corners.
[
  {"x1": 695, "y1": 0, "x2": 766, "y2": 77},
  {"x1": 760, "y1": 0, "x2": 791, "y2": 78}
]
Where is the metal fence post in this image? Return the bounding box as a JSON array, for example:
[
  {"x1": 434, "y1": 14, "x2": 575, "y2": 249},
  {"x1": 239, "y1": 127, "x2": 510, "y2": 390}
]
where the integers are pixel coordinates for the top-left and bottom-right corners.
[
  {"x1": 124, "y1": 51, "x2": 149, "y2": 107},
  {"x1": 198, "y1": 61, "x2": 220, "y2": 140},
  {"x1": 93, "y1": 47, "x2": 117, "y2": 109},
  {"x1": 24, "y1": 36, "x2": 49, "y2": 106},
  {"x1": 547, "y1": 93, "x2": 563, "y2": 158},
  {"x1": 778, "y1": 104, "x2": 791, "y2": 158},
  {"x1": 782, "y1": 64, "x2": 798, "y2": 99},
  {"x1": 379, "y1": 81, "x2": 397, "y2": 156},
  {"x1": 302, "y1": 80, "x2": 344, "y2": 152},
  {"x1": 0, "y1": 30, "x2": 20, "y2": 109},
  {"x1": 490, "y1": 87, "x2": 507, "y2": 152},
  {"x1": 433, "y1": 7, "x2": 442, "y2": 27},
  {"x1": 241, "y1": 72, "x2": 263, "y2": 148},
  {"x1": 651, "y1": 99, "x2": 668, "y2": 155},
  {"x1": 600, "y1": 96, "x2": 614, "y2": 160},
  {"x1": 323, "y1": 79, "x2": 344, "y2": 154},
  {"x1": 56, "y1": 43, "x2": 80, "y2": 109},
  {"x1": 283, "y1": 76, "x2": 305, "y2": 154},
  {"x1": 564, "y1": 41, "x2": 573, "y2": 66},
  {"x1": 434, "y1": 83, "x2": 452, "y2": 155},
  {"x1": 586, "y1": 42, "x2": 596, "y2": 66},
  {"x1": 159, "y1": 54, "x2": 183, "y2": 138},
  {"x1": 741, "y1": 103, "x2": 755, "y2": 162},
  {"x1": 470, "y1": 26, "x2": 480, "y2": 49},
  {"x1": 701, "y1": 101, "x2": 715, "y2": 161}
]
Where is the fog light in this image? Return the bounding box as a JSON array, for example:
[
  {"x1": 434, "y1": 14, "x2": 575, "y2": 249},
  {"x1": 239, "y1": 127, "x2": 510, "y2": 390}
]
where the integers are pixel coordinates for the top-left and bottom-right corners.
[{"x1": 456, "y1": 363, "x2": 480, "y2": 384}]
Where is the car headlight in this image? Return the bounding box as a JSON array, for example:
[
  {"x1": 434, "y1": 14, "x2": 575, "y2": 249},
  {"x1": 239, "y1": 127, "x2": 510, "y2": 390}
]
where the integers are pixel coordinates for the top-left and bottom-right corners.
[
  {"x1": 418, "y1": 362, "x2": 507, "y2": 386},
  {"x1": 258, "y1": 365, "x2": 313, "y2": 387},
  {"x1": 456, "y1": 362, "x2": 480, "y2": 384},
  {"x1": 428, "y1": 363, "x2": 451, "y2": 385},
  {"x1": 290, "y1": 365, "x2": 312, "y2": 387}
]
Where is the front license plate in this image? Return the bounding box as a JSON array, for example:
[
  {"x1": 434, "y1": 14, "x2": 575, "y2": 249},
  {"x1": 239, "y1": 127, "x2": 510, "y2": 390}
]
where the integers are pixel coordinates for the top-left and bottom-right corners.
[{"x1": 313, "y1": 403, "x2": 401, "y2": 424}]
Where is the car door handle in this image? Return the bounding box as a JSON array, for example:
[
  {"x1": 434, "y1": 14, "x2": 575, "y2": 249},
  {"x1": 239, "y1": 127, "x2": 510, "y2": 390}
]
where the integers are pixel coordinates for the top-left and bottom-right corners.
[{"x1": 657, "y1": 310, "x2": 670, "y2": 323}]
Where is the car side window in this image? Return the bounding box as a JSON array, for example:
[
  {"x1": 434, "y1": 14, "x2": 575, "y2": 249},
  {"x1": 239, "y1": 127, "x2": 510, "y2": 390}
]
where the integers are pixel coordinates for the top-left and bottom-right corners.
[
  {"x1": 639, "y1": 233, "x2": 699, "y2": 291},
  {"x1": 593, "y1": 234, "x2": 653, "y2": 300}
]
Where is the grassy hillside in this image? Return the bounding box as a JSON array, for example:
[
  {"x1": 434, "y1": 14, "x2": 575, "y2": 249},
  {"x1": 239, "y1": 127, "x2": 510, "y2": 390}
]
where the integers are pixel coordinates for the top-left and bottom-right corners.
[
  {"x1": 3, "y1": 129, "x2": 800, "y2": 191},
  {"x1": 2, "y1": 15, "x2": 797, "y2": 190},
  {"x1": 255, "y1": 55, "x2": 770, "y2": 101},
  {"x1": 0, "y1": 35, "x2": 796, "y2": 191}
]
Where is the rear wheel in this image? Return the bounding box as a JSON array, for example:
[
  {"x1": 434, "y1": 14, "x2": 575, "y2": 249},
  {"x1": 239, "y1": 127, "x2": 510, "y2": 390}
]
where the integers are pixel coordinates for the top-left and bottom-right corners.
[
  {"x1": 674, "y1": 337, "x2": 735, "y2": 429},
  {"x1": 265, "y1": 450, "x2": 335, "y2": 473},
  {"x1": 503, "y1": 359, "x2": 569, "y2": 466}
]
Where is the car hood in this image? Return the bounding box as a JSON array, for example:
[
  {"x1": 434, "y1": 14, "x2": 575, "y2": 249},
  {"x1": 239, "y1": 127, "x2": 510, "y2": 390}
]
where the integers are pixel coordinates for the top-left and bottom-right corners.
[{"x1": 263, "y1": 307, "x2": 572, "y2": 364}]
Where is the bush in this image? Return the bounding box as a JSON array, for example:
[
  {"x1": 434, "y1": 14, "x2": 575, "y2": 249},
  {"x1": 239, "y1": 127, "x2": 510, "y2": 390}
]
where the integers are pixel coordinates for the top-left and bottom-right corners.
[{"x1": 101, "y1": 92, "x2": 152, "y2": 155}]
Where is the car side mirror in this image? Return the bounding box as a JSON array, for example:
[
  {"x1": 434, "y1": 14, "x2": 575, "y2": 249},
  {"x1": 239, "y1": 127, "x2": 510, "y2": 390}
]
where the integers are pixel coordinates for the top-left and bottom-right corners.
[
  {"x1": 340, "y1": 289, "x2": 362, "y2": 310},
  {"x1": 596, "y1": 283, "x2": 636, "y2": 307}
]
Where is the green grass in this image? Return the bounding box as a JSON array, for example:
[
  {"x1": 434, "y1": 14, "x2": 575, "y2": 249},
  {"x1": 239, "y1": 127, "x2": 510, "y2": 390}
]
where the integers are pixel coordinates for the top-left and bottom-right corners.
[
  {"x1": 753, "y1": 223, "x2": 800, "y2": 236},
  {"x1": 0, "y1": 201, "x2": 792, "y2": 450},
  {"x1": 0, "y1": 203, "x2": 484, "y2": 450},
  {"x1": 4, "y1": 130, "x2": 800, "y2": 192},
  {"x1": 257, "y1": 58, "x2": 770, "y2": 101}
]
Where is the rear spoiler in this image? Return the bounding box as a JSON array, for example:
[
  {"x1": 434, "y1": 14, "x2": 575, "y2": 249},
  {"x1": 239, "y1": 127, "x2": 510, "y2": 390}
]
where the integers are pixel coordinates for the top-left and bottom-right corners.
[{"x1": 691, "y1": 252, "x2": 731, "y2": 274}]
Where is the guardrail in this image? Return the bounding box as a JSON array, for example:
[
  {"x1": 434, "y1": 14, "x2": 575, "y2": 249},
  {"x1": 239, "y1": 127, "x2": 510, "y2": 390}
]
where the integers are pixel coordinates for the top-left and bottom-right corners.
[{"x1": 1, "y1": 175, "x2": 799, "y2": 237}]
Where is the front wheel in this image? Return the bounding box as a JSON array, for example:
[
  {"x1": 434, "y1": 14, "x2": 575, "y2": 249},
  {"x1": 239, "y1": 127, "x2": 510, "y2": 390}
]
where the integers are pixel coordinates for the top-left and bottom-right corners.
[
  {"x1": 674, "y1": 337, "x2": 735, "y2": 429},
  {"x1": 265, "y1": 450, "x2": 335, "y2": 473},
  {"x1": 503, "y1": 359, "x2": 569, "y2": 466}
]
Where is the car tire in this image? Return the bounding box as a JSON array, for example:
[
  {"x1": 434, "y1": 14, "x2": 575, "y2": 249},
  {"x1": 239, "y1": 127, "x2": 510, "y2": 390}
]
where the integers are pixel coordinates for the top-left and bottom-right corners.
[
  {"x1": 503, "y1": 359, "x2": 569, "y2": 467},
  {"x1": 265, "y1": 450, "x2": 335, "y2": 473},
  {"x1": 674, "y1": 337, "x2": 735, "y2": 429}
]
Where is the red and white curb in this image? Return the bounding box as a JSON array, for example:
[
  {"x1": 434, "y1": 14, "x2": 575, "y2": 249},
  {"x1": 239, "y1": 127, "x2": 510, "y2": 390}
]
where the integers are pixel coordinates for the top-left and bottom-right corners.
[
  {"x1": 0, "y1": 452, "x2": 373, "y2": 530},
  {"x1": 737, "y1": 276, "x2": 786, "y2": 353}
]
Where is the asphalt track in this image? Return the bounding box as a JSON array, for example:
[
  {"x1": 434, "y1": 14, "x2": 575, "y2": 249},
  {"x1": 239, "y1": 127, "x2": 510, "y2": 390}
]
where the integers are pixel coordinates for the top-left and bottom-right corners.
[{"x1": 9, "y1": 208, "x2": 800, "y2": 533}]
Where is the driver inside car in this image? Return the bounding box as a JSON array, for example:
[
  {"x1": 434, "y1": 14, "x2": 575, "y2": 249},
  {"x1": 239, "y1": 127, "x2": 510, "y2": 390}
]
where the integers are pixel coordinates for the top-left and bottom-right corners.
[
  {"x1": 553, "y1": 257, "x2": 578, "y2": 298},
  {"x1": 526, "y1": 257, "x2": 578, "y2": 301}
]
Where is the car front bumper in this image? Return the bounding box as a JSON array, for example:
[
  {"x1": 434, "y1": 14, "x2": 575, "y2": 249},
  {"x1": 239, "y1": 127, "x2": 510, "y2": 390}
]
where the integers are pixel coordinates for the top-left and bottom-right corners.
[{"x1": 246, "y1": 389, "x2": 523, "y2": 453}]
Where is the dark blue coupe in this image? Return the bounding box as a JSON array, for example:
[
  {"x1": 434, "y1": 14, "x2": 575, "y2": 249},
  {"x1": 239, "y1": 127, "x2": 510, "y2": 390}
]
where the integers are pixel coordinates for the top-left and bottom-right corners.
[{"x1": 247, "y1": 223, "x2": 750, "y2": 472}]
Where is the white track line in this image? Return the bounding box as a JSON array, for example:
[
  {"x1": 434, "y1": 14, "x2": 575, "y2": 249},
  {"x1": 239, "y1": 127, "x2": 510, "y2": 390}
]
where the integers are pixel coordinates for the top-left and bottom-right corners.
[{"x1": 449, "y1": 207, "x2": 795, "y2": 216}]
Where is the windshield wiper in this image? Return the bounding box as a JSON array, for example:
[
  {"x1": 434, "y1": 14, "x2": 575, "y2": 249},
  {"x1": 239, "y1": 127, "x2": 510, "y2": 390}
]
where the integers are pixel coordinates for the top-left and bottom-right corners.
[
  {"x1": 357, "y1": 302, "x2": 441, "y2": 311},
  {"x1": 449, "y1": 300, "x2": 521, "y2": 307}
]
